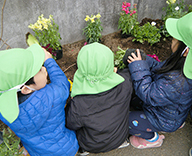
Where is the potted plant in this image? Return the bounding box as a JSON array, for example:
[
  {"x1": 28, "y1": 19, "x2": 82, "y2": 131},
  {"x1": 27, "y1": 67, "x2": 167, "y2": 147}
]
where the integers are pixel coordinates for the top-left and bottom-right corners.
[
  {"x1": 27, "y1": 14, "x2": 62, "y2": 60},
  {"x1": 82, "y1": 13, "x2": 103, "y2": 44}
]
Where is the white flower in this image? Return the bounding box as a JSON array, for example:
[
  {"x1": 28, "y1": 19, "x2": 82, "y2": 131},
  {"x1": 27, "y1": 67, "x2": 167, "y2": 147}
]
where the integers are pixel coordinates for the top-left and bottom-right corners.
[
  {"x1": 175, "y1": 6, "x2": 179, "y2": 11},
  {"x1": 151, "y1": 22, "x2": 156, "y2": 26}
]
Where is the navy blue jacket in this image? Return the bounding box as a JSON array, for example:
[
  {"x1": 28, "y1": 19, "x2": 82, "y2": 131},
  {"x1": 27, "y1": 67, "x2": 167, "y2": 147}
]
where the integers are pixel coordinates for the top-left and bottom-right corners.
[
  {"x1": 0, "y1": 59, "x2": 79, "y2": 156},
  {"x1": 129, "y1": 56, "x2": 192, "y2": 132}
]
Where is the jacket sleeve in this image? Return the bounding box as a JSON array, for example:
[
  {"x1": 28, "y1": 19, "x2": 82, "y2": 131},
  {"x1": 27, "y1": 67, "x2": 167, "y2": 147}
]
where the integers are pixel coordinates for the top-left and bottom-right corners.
[
  {"x1": 44, "y1": 58, "x2": 70, "y2": 101},
  {"x1": 145, "y1": 55, "x2": 161, "y2": 70},
  {"x1": 66, "y1": 99, "x2": 83, "y2": 130},
  {"x1": 128, "y1": 60, "x2": 175, "y2": 107}
]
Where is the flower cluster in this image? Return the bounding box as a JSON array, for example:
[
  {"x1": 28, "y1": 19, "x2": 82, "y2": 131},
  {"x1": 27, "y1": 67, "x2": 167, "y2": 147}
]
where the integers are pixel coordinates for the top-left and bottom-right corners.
[
  {"x1": 84, "y1": 13, "x2": 101, "y2": 23},
  {"x1": 28, "y1": 14, "x2": 62, "y2": 58},
  {"x1": 82, "y1": 13, "x2": 103, "y2": 44},
  {"x1": 118, "y1": 2, "x2": 138, "y2": 35},
  {"x1": 122, "y1": 2, "x2": 137, "y2": 15}
]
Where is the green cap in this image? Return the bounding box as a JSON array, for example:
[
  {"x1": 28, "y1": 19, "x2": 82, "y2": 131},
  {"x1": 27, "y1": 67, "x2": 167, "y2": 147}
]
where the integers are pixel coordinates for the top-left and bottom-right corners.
[
  {"x1": 71, "y1": 42, "x2": 124, "y2": 97},
  {"x1": 165, "y1": 12, "x2": 192, "y2": 79},
  {"x1": 0, "y1": 44, "x2": 45, "y2": 123}
]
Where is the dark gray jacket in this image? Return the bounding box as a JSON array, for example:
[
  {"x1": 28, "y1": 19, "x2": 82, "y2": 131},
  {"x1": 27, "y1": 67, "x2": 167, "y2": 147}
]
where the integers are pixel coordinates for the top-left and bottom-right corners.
[{"x1": 66, "y1": 69, "x2": 133, "y2": 153}]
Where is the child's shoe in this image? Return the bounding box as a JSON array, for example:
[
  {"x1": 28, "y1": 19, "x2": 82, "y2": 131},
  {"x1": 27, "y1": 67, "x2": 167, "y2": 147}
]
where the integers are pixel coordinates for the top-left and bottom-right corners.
[
  {"x1": 130, "y1": 132, "x2": 165, "y2": 149},
  {"x1": 118, "y1": 138, "x2": 130, "y2": 149},
  {"x1": 77, "y1": 148, "x2": 89, "y2": 156}
]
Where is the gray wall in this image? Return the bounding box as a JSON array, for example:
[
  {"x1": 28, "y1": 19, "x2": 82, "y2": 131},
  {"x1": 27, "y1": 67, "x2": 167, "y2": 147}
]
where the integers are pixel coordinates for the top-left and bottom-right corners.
[{"x1": 0, "y1": 0, "x2": 191, "y2": 50}]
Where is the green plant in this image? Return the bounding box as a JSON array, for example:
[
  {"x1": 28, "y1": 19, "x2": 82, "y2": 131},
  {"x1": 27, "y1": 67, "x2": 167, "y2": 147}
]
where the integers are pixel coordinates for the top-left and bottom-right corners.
[
  {"x1": 118, "y1": 2, "x2": 138, "y2": 35},
  {"x1": 82, "y1": 13, "x2": 103, "y2": 44},
  {"x1": 162, "y1": 0, "x2": 188, "y2": 21},
  {"x1": 28, "y1": 14, "x2": 62, "y2": 52},
  {"x1": 132, "y1": 22, "x2": 161, "y2": 46},
  {"x1": 114, "y1": 46, "x2": 127, "y2": 70},
  {"x1": 0, "y1": 128, "x2": 22, "y2": 156}
]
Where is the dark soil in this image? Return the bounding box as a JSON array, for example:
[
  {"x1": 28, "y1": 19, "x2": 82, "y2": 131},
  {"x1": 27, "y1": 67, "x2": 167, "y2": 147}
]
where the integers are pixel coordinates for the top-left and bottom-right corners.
[
  {"x1": 0, "y1": 18, "x2": 173, "y2": 130},
  {"x1": 57, "y1": 18, "x2": 172, "y2": 81}
]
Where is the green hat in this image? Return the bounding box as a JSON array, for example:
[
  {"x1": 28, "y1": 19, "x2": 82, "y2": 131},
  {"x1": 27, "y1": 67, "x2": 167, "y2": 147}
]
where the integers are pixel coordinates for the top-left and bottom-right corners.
[
  {"x1": 71, "y1": 42, "x2": 124, "y2": 97},
  {"x1": 165, "y1": 12, "x2": 192, "y2": 79},
  {"x1": 0, "y1": 44, "x2": 45, "y2": 123}
]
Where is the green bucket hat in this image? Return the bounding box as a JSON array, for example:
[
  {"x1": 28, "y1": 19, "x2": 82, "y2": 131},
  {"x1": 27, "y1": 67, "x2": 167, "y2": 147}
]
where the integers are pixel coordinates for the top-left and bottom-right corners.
[
  {"x1": 0, "y1": 44, "x2": 45, "y2": 123},
  {"x1": 165, "y1": 12, "x2": 192, "y2": 79},
  {"x1": 71, "y1": 42, "x2": 124, "y2": 97}
]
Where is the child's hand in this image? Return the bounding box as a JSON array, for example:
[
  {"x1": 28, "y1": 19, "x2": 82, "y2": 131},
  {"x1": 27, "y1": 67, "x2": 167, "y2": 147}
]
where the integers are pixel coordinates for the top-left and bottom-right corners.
[
  {"x1": 43, "y1": 48, "x2": 52, "y2": 62},
  {"x1": 114, "y1": 67, "x2": 117, "y2": 73},
  {"x1": 127, "y1": 49, "x2": 142, "y2": 64}
]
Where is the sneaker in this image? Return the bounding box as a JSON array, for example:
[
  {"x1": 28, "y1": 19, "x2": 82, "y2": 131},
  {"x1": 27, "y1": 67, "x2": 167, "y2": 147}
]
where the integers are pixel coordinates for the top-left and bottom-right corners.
[
  {"x1": 189, "y1": 147, "x2": 192, "y2": 156},
  {"x1": 77, "y1": 148, "x2": 89, "y2": 156},
  {"x1": 129, "y1": 134, "x2": 165, "y2": 149},
  {"x1": 118, "y1": 139, "x2": 130, "y2": 149}
]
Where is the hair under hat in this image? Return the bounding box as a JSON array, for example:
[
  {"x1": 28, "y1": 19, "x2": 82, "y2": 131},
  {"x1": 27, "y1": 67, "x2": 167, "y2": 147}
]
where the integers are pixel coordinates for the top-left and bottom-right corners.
[{"x1": 165, "y1": 12, "x2": 192, "y2": 79}]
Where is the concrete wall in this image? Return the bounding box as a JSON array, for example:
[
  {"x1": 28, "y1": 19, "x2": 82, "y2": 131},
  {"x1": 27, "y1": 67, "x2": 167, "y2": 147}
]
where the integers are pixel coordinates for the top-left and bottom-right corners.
[{"x1": 0, "y1": 0, "x2": 191, "y2": 50}]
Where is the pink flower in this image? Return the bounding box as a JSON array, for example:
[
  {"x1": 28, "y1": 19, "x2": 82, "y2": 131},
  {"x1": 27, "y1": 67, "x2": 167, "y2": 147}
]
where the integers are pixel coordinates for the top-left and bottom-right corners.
[
  {"x1": 147, "y1": 54, "x2": 161, "y2": 62},
  {"x1": 122, "y1": 4, "x2": 127, "y2": 9},
  {"x1": 126, "y1": 3, "x2": 131, "y2": 7},
  {"x1": 133, "y1": 10, "x2": 136, "y2": 14},
  {"x1": 122, "y1": 8, "x2": 126, "y2": 12},
  {"x1": 130, "y1": 13, "x2": 132, "y2": 16},
  {"x1": 125, "y1": 8, "x2": 130, "y2": 14}
]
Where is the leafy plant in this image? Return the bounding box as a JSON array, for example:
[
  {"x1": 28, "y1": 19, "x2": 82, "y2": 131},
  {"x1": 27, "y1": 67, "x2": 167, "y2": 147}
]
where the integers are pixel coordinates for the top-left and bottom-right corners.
[
  {"x1": 162, "y1": 0, "x2": 188, "y2": 21},
  {"x1": 114, "y1": 46, "x2": 127, "y2": 70},
  {"x1": 82, "y1": 13, "x2": 103, "y2": 44},
  {"x1": 28, "y1": 14, "x2": 62, "y2": 55},
  {"x1": 118, "y1": 2, "x2": 138, "y2": 35},
  {"x1": 132, "y1": 22, "x2": 161, "y2": 46},
  {"x1": 0, "y1": 128, "x2": 22, "y2": 156}
]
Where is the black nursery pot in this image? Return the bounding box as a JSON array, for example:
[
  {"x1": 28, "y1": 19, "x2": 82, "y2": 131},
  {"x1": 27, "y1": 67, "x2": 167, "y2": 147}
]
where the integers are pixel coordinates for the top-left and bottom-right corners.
[{"x1": 55, "y1": 46, "x2": 63, "y2": 60}]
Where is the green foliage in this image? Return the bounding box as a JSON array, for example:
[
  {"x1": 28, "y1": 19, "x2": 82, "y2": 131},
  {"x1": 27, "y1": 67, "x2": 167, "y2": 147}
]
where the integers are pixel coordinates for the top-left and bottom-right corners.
[
  {"x1": 82, "y1": 13, "x2": 103, "y2": 44},
  {"x1": 28, "y1": 14, "x2": 61, "y2": 51},
  {"x1": 114, "y1": 46, "x2": 127, "y2": 70},
  {"x1": 132, "y1": 22, "x2": 161, "y2": 46},
  {"x1": 0, "y1": 128, "x2": 22, "y2": 156},
  {"x1": 118, "y1": 2, "x2": 138, "y2": 35},
  {"x1": 162, "y1": 0, "x2": 188, "y2": 21}
]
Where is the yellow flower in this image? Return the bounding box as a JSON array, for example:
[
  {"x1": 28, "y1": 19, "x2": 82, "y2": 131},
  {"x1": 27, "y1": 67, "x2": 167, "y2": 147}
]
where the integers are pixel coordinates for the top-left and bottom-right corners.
[
  {"x1": 95, "y1": 13, "x2": 101, "y2": 19},
  {"x1": 84, "y1": 15, "x2": 90, "y2": 22},
  {"x1": 34, "y1": 23, "x2": 42, "y2": 31},
  {"x1": 90, "y1": 17, "x2": 95, "y2": 23},
  {"x1": 170, "y1": 0, "x2": 176, "y2": 4},
  {"x1": 166, "y1": 0, "x2": 176, "y2": 4}
]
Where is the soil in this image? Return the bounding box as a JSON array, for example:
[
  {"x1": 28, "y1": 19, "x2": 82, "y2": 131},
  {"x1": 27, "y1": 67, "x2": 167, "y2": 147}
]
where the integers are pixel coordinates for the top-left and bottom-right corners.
[
  {"x1": 0, "y1": 18, "x2": 173, "y2": 131},
  {"x1": 57, "y1": 18, "x2": 173, "y2": 81}
]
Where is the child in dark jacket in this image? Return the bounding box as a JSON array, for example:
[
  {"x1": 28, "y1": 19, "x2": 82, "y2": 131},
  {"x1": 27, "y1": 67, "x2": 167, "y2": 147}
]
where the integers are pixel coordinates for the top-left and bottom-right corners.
[
  {"x1": 0, "y1": 44, "x2": 79, "y2": 156},
  {"x1": 126, "y1": 12, "x2": 192, "y2": 149},
  {"x1": 66, "y1": 42, "x2": 133, "y2": 154}
]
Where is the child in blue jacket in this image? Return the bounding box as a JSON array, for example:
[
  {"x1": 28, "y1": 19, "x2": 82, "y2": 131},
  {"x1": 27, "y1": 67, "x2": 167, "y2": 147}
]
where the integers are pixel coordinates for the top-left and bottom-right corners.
[
  {"x1": 0, "y1": 44, "x2": 79, "y2": 155},
  {"x1": 127, "y1": 12, "x2": 192, "y2": 149}
]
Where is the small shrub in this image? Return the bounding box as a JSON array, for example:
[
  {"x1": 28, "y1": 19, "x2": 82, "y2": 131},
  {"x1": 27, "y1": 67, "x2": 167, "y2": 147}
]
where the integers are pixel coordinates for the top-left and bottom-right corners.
[{"x1": 132, "y1": 22, "x2": 161, "y2": 46}]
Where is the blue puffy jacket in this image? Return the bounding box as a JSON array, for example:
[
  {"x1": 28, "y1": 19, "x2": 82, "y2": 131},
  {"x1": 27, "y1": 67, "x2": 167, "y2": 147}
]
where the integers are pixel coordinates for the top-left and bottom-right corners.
[
  {"x1": 0, "y1": 58, "x2": 79, "y2": 156},
  {"x1": 129, "y1": 56, "x2": 192, "y2": 132}
]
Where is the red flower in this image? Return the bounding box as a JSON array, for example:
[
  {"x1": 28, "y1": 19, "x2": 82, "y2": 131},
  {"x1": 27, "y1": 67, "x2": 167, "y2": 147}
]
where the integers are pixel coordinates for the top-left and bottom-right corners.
[{"x1": 147, "y1": 54, "x2": 161, "y2": 62}]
